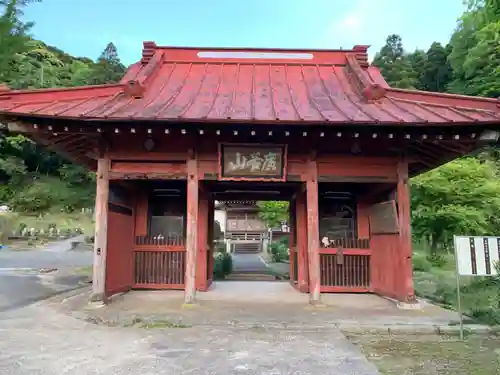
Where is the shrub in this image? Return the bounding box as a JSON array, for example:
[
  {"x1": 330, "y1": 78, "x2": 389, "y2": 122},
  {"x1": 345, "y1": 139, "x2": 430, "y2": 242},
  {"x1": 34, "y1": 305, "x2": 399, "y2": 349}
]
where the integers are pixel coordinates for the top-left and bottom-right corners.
[
  {"x1": 213, "y1": 251, "x2": 232, "y2": 279},
  {"x1": 278, "y1": 235, "x2": 289, "y2": 248},
  {"x1": 412, "y1": 252, "x2": 432, "y2": 272},
  {"x1": 425, "y1": 252, "x2": 447, "y2": 268},
  {"x1": 269, "y1": 240, "x2": 289, "y2": 262},
  {"x1": 214, "y1": 241, "x2": 226, "y2": 253}
]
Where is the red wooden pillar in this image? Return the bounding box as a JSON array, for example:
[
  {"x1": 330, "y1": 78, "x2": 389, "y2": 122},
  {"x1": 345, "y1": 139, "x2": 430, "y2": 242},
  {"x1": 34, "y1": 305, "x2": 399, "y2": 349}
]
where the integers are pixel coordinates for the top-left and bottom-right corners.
[
  {"x1": 397, "y1": 160, "x2": 416, "y2": 302},
  {"x1": 306, "y1": 159, "x2": 321, "y2": 304},
  {"x1": 289, "y1": 198, "x2": 296, "y2": 283},
  {"x1": 196, "y1": 187, "x2": 209, "y2": 291},
  {"x1": 207, "y1": 197, "x2": 215, "y2": 286},
  {"x1": 90, "y1": 155, "x2": 110, "y2": 304},
  {"x1": 296, "y1": 188, "x2": 309, "y2": 292},
  {"x1": 185, "y1": 156, "x2": 199, "y2": 304},
  {"x1": 356, "y1": 198, "x2": 370, "y2": 239}
]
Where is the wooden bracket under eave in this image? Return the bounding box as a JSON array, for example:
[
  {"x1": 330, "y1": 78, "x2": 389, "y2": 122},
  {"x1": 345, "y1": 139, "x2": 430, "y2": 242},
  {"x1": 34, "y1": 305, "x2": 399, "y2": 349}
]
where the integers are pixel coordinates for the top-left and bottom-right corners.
[{"x1": 345, "y1": 54, "x2": 387, "y2": 101}]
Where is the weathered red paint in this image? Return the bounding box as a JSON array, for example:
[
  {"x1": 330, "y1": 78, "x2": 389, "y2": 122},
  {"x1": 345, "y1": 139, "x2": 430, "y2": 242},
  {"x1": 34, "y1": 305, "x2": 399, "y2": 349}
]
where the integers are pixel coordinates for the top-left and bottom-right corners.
[
  {"x1": 110, "y1": 161, "x2": 187, "y2": 176},
  {"x1": 295, "y1": 188, "x2": 309, "y2": 293},
  {"x1": 1, "y1": 44, "x2": 498, "y2": 124},
  {"x1": 289, "y1": 199, "x2": 297, "y2": 285},
  {"x1": 196, "y1": 190, "x2": 209, "y2": 291},
  {"x1": 356, "y1": 199, "x2": 370, "y2": 238},
  {"x1": 133, "y1": 248, "x2": 186, "y2": 289},
  {"x1": 317, "y1": 156, "x2": 398, "y2": 181},
  {"x1": 106, "y1": 210, "x2": 134, "y2": 296},
  {"x1": 306, "y1": 159, "x2": 321, "y2": 304},
  {"x1": 3, "y1": 42, "x2": 497, "y2": 306},
  {"x1": 370, "y1": 234, "x2": 400, "y2": 298},
  {"x1": 90, "y1": 155, "x2": 110, "y2": 303},
  {"x1": 185, "y1": 157, "x2": 199, "y2": 304},
  {"x1": 134, "y1": 190, "x2": 148, "y2": 237},
  {"x1": 396, "y1": 160, "x2": 416, "y2": 302},
  {"x1": 206, "y1": 198, "x2": 215, "y2": 289}
]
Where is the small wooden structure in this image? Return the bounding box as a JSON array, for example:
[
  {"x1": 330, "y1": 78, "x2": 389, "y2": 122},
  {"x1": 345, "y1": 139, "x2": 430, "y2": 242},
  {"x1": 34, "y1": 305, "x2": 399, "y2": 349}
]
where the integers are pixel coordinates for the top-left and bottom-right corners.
[
  {"x1": 1, "y1": 43, "x2": 500, "y2": 305},
  {"x1": 215, "y1": 201, "x2": 267, "y2": 253}
]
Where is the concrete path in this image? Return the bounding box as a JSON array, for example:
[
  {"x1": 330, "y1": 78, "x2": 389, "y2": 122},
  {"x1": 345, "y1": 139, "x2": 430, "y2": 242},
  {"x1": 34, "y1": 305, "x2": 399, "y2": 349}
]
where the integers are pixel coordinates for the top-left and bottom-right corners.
[
  {"x1": 231, "y1": 253, "x2": 269, "y2": 273},
  {"x1": 0, "y1": 302, "x2": 380, "y2": 375},
  {"x1": 0, "y1": 237, "x2": 92, "y2": 312},
  {"x1": 0, "y1": 246, "x2": 91, "y2": 270},
  {"x1": 39, "y1": 234, "x2": 87, "y2": 253},
  {"x1": 0, "y1": 270, "x2": 87, "y2": 313}
]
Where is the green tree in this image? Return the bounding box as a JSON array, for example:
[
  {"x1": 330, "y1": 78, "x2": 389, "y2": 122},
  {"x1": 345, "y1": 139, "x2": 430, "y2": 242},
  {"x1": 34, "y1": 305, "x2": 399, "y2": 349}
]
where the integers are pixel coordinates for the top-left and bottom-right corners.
[
  {"x1": 86, "y1": 42, "x2": 126, "y2": 84},
  {"x1": 411, "y1": 158, "x2": 500, "y2": 254},
  {"x1": 0, "y1": 0, "x2": 40, "y2": 85},
  {"x1": 372, "y1": 34, "x2": 417, "y2": 89},
  {"x1": 407, "y1": 49, "x2": 427, "y2": 90},
  {"x1": 448, "y1": 0, "x2": 500, "y2": 96},
  {"x1": 256, "y1": 201, "x2": 289, "y2": 228},
  {"x1": 421, "y1": 42, "x2": 452, "y2": 92}
]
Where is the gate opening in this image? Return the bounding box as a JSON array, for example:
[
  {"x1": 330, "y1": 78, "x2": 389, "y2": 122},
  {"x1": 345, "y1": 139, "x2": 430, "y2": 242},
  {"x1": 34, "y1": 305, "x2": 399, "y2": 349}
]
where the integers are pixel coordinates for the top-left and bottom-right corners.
[{"x1": 124, "y1": 179, "x2": 385, "y2": 295}]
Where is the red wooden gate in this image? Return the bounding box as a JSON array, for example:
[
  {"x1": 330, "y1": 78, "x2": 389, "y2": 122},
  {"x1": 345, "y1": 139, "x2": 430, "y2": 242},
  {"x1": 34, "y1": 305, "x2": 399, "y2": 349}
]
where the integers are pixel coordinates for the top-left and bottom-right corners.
[
  {"x1": 133, "y1": 236, "x2": 186, "y2": 289},
  {"x1": 319, "y1": 238, "x2": 371, "y2": 292}
]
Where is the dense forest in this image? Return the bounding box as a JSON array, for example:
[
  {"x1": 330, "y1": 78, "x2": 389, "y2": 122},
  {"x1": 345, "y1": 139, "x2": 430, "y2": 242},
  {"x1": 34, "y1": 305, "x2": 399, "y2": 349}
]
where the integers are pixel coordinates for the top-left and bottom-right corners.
[{"x1": 1, "y1": 0, "x2": 500, "y2": 255}]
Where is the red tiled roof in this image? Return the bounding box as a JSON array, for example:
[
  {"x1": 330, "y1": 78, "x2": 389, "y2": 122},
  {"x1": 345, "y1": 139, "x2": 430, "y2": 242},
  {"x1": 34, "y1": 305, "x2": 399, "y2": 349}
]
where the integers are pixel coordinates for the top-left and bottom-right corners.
[{"x1": 1, "y1": 42, "x2": 499, "y2": 125}]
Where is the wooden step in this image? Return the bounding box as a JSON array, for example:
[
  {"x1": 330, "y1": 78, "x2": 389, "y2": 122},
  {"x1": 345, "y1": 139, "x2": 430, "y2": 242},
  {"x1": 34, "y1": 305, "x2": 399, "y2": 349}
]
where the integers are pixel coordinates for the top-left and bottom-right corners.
[
  {"x1": 225, "y1": 273, "x2": 277, "y2": 281},
  {"x1": 233, "y1": 242, "x2": 261, "y2": 254}
]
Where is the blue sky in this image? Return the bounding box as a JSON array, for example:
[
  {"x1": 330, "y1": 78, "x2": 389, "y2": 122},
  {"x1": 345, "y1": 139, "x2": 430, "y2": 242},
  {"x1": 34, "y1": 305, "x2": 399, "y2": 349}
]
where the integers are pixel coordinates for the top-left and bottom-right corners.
[{"x1": 24, "y1": 0, "x2": 465, "y2": 66}]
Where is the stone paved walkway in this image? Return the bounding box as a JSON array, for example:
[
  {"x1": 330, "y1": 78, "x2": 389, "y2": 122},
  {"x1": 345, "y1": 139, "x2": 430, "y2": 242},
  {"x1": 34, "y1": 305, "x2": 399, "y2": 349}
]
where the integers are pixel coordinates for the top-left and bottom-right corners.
[
  {"x1": 0, "y1": 302, "x2": 380, "y2": 374},
  {"x1": 231, "y1": 253, "x2": 269, "y2": 273}
]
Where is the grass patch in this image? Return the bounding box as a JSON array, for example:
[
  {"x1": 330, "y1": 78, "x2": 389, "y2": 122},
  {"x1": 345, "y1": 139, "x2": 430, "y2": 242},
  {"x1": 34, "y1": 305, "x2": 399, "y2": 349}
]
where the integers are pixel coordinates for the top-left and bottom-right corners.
[
  {"x1": 348, "y1": 333, "x2": 500, "y2": 375},
  {"x1": 413, "y1": 247, "x2": 500, "y2": 326}
]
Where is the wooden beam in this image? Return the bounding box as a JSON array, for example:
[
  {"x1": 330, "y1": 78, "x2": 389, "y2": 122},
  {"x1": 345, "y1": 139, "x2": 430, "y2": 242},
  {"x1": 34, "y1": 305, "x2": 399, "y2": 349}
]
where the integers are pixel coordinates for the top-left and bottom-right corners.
[
  {"x1": 90, "y1": 154, "x2": 110, "y2": 304},
  {"x1": 396, "y1": 160, "x2": 416, "y2": 303},
  {"x1": 185, "y1": 156, "x2": 199, "y2": 304},
  {"x1": 306, "y1": 157, "x2": 321, "y2": 304},
  {"x1": 54, "y1": 134, "x2": 89, "y2": 147}
]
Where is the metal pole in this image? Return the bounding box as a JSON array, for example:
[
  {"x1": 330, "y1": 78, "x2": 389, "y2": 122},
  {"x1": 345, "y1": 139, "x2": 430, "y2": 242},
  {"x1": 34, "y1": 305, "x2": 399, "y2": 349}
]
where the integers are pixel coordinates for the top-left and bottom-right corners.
[{"x1": 453, "y1": 235, "x2": 464, "y2": 341}]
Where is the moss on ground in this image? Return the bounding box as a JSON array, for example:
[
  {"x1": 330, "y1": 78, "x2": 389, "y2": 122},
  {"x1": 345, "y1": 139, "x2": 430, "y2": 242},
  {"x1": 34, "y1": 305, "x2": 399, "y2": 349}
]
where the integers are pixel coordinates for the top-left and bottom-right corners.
[
  {"x1": 347, "y1": 333, "x2": 500, "y2": 375},
  {"x1": 123, "y1": 317, "x2": 191, "y2": 329}
]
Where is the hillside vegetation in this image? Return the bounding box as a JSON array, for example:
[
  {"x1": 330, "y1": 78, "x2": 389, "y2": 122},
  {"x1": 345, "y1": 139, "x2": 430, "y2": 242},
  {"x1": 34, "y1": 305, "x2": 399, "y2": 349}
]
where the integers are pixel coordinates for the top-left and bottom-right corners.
[{"x1": 0, "y1": 0, "x2": 125, "y2": 214}]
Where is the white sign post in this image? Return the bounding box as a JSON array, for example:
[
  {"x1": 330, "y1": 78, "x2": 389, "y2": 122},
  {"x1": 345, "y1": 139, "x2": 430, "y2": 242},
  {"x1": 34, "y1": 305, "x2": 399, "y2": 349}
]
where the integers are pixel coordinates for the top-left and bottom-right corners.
[{"x1": 453, "y1": 235, "x2": 500, "y2": 340}]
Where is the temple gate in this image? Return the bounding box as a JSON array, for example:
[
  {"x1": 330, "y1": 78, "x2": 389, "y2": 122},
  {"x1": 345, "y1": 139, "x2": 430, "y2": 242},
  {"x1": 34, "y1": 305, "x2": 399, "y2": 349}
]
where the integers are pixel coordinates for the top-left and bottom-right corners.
[{"x1": 1, "y1": 42, "x2": 499, "y2": 305}]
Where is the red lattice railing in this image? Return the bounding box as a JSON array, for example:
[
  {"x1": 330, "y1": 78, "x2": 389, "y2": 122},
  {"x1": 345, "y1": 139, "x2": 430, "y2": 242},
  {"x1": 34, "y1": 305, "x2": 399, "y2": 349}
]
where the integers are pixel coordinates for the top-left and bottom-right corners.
[
  {"x1": 320, "y1": 254, "x2": 370, "y2": 291},
  {"x1": 135, "y1": 235, "x2": 185, "y2": 247},
  {"x1": 133, "y1": 250, "x2": 185, "y2": 288}
]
